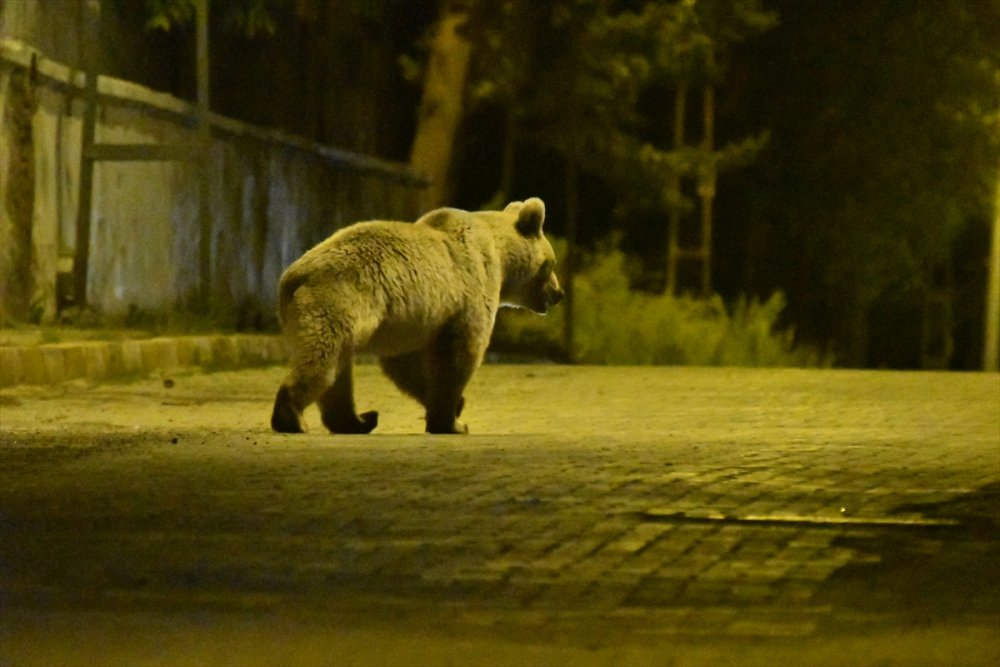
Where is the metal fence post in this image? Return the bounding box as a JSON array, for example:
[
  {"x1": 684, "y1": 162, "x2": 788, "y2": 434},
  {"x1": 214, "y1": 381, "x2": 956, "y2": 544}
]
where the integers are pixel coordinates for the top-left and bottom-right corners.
[
  {"x1": 195, "y1": 0, "x2": 212, "y2": 311},
  {"x1": 72, "y1": 0, "x2": 100, "y2": 311}
]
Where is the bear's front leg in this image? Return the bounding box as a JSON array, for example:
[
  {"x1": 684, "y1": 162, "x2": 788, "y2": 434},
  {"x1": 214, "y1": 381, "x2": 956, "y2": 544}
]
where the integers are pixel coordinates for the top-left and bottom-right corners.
[
  {"x1": 379, "y1": 351, "x2": 465, "y2": 419},
  {"x1": 424, "y1": 325, "x2": 481, "y2": 435},
  {"x1": 426, "y1": 401, "x2": 468, "y2": 434}
]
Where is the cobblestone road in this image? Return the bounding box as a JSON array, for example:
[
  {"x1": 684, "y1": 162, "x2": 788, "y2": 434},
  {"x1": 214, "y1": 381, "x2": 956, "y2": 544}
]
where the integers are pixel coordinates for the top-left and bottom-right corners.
[{"x1": 1, "y1": 365, "x2": 998, "y2": 666}]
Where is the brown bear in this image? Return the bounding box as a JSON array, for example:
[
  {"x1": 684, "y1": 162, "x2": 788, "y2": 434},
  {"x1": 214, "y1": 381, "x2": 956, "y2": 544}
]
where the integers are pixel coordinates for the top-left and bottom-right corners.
[{"x1": 270, "y1": 198, "x2": 563, "y2": 435}]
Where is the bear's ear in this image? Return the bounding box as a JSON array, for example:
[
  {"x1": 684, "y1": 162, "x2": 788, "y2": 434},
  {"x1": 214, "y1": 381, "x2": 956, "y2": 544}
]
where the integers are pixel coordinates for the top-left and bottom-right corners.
[
  {"x1": 415, "y1": 208, "x2": 455, "y2": 229},
  {"x1": 514, "y1": 197, "x2": 545, "y2": 238}
]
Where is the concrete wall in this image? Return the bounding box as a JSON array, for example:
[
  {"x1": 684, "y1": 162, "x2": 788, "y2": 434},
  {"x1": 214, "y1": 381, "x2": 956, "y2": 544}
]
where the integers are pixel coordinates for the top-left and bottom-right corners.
[{"x1": 0, "y1": 36, "x2": 425, "y2": 326}]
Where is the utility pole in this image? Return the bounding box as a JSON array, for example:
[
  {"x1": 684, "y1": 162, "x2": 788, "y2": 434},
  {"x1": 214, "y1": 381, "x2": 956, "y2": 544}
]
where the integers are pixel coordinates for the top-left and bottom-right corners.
[{"x1": 985, "y1": 164, "x2": 1000, "y2": 372}]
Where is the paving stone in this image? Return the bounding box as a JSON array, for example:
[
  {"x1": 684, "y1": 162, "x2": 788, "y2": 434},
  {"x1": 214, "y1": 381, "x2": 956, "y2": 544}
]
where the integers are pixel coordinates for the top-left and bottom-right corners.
[{"x1": 0, "y1": 364, "x2": 997, "y2": 661}]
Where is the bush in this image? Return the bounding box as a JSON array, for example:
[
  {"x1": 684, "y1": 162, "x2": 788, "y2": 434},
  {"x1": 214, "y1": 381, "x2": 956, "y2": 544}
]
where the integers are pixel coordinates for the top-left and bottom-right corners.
[{"x1": 493, "y1": 239, "x2": 825, "y2": 367}]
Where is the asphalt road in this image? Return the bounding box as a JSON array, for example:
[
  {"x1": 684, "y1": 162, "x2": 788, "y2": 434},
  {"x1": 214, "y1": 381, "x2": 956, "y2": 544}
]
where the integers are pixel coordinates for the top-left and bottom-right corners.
[{"x1": 1, "y1": 365, "x2": 998, "y2": 666}]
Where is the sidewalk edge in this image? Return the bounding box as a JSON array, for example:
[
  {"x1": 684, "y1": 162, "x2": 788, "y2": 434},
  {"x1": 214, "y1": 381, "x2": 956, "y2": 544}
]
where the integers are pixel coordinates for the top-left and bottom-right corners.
[{"x1": 0, "y1": 335, "x2": 286, "y2": 388}]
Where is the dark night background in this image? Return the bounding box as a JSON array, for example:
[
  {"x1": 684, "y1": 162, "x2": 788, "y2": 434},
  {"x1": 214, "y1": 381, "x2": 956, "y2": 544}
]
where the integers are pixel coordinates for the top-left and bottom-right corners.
[{"x1": 92, "y1": 0, "x2": 997, "y2": 369}]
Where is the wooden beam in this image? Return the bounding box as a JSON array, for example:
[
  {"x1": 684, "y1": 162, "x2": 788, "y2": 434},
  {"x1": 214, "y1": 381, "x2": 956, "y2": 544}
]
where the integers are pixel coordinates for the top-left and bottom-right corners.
[
  {"x1": 85, "y1": 143, "x2": 203, "y2": 161},
  {"x1": 673, "y1": 248, "x2": 709, "y2": 260}
]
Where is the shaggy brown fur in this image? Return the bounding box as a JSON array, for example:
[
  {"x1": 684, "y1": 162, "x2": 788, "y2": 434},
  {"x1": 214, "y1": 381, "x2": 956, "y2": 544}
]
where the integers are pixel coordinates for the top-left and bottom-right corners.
[{"x1": 271, "y1": 198, "x2": 563, "y2": 435}]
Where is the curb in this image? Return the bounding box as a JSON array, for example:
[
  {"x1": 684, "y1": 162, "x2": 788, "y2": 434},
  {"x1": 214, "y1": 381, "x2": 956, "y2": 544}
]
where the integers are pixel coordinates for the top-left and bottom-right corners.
[{"x1": 0, "y1": 335, "x2": 286, "y2": 388}]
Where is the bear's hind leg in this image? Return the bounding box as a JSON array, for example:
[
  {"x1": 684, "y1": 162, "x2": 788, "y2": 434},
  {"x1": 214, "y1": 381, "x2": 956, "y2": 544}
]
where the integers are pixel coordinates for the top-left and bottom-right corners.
[
  {"x1": 272, "y1": 363, "x2": 331, "y2": 433},
  {"x1": 271, "y1": 384, "x2": 307, "y2": 433},
  {"x1": 318, "y1": 351, "x2": 378, "y2": 434}
]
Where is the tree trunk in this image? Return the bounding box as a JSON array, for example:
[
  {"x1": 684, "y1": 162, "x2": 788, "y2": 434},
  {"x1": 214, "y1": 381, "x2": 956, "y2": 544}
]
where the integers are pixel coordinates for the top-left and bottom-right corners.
[
  {"x1": 409, "y1": 2, "x2": 473, "y2": 210},
  {"x1": 697, "y1": 81, "x2": 715, "y2": 298},
  {"x1": 0, "y1": 67, "x2": 37, "y2": 323}
]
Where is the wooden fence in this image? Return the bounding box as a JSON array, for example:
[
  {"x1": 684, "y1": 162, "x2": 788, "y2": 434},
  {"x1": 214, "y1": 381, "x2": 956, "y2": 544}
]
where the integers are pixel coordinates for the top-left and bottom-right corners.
[{"x1": 0, "y1": 37, "x2": 426, "y2": 328}]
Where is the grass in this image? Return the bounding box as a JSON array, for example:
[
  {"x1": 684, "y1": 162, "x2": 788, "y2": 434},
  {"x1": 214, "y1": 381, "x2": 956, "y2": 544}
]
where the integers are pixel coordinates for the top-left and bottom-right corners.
[{"x1": 494, "y1": 239, "x2": 826, "y2": 367}]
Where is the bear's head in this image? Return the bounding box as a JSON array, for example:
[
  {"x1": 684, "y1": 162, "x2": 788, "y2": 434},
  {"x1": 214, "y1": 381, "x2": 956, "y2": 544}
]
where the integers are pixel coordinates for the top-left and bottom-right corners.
[{"x1": 497, "y1": 198, "x2": 564, "y2": 315}]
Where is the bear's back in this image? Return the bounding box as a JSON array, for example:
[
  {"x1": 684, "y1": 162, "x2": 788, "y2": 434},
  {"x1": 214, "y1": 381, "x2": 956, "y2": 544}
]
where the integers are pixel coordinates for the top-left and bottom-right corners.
[{"x1": 288, "y1": 221, "x2": 446, "y2": 273}]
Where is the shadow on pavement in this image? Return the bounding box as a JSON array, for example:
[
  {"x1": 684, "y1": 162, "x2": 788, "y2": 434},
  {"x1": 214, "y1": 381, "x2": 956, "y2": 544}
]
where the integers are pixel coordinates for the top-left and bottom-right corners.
[{"x1": 817, "y1": 482, "x2": 1000, "y2": 627}]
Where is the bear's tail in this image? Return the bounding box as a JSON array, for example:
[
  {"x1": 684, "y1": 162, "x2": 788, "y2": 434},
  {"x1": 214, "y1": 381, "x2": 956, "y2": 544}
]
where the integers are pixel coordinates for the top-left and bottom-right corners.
[{"x1": 276, "y1": 268, "x2": 309, "y2": 329}]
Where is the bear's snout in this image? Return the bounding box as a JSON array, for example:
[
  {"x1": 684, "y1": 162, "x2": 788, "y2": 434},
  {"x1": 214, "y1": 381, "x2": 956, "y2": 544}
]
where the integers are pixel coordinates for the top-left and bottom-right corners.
[{"x1": 537, "y1": 284, "x2": 564, "y2": 313}]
